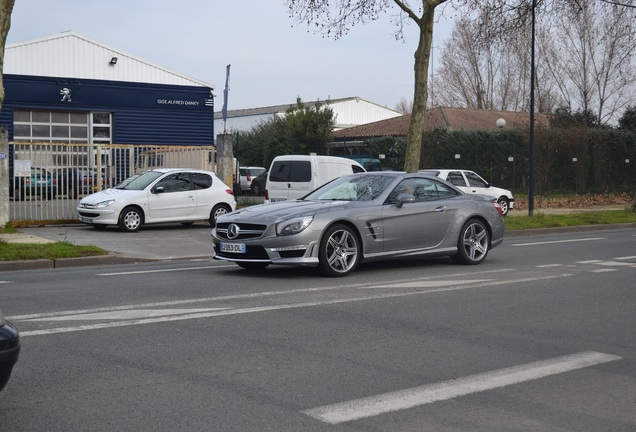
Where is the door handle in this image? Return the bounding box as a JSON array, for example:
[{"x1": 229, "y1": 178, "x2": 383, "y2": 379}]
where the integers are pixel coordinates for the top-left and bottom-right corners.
[{"x1": 435, "y1": 206, "x2": 446, "y2": 212}]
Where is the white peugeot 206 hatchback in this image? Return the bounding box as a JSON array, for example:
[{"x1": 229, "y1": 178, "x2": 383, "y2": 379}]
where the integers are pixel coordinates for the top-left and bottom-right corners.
[{"x1": 77, "y1": 168, "x2": 236, "y2": 232}]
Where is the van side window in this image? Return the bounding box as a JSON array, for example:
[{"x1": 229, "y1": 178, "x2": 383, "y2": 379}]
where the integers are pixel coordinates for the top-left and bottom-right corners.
[
  {"x1": 352, "y1": 165, "x2": 365, "y2": 173},
  {"x1": 289, "y1": 161, "x2": 311, "y2": 182}
]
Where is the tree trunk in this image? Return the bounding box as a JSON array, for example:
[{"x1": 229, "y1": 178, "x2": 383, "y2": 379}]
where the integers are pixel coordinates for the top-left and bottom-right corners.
[{"x1": 403, "y1": 1, "x2": 437, "y2": 173}]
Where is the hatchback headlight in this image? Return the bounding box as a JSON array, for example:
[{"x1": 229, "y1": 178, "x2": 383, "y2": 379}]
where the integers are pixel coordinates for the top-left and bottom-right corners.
[
  {"x1": 276, "y1": 216, "x2": 314, "y2": 236},
  {"x1": 95, "y1": 199, "x2": 116, "y2": 208}
]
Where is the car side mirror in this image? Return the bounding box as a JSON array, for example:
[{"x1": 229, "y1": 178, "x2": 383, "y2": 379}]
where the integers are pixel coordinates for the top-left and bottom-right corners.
[
  {"x1": 395, "y1": 193, "x2": 415, "y2": 208},
  {"x1": 153, "y1": 185, "x2": 164, "y2": 194}
]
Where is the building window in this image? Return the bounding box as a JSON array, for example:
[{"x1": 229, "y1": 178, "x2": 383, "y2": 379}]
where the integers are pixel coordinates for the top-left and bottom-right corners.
[{"x1": 13, "y1": 110, "x2": 111, "y2": 144}]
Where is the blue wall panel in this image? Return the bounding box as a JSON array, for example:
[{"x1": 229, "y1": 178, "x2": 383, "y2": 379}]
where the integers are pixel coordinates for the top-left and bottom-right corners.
[{"x1": 0, "y1": 74, "x2": 215, "y2": 144}]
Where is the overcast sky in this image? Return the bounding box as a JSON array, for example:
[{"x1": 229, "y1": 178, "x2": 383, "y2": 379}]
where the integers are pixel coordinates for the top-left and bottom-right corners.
[{"x1": 6, "y1": 0, "x2": 456, "y2": 111}]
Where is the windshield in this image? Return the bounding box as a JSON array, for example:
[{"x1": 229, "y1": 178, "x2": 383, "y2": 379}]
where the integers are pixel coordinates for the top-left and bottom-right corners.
[
  {"x1": 303, "y1": 174, "x2": 395, "y2": 201},
  {"x1": 115, "y1": 172, "x2": 163, "y2": 190}
]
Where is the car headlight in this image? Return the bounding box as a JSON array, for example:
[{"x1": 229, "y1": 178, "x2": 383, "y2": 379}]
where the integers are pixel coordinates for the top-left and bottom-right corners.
[
  {"x1": 95, "y1": 199, "x2": 116, "y2": 208},
  {"x1": 276, "y1": 216, "x2": 314, "y2": 236}
]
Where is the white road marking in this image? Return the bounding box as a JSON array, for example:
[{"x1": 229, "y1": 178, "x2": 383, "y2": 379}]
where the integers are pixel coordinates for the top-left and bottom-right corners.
[
  {"x1": 615, "y1": 256, "x2": 636, "y2": 260},
  {"x1": 535, "y1": 264, "x2": 563, "y2": 268},
  {"x1": 512, "y1": 238, "x2": 605, "y2": 247},
  {"x1": 302, "y1": 351, "x2": 622, "y2": 424},
  {"x1": 25, "y1": 308, "x2": 228, "y2": 321},
  {"x1": 97, "y1": 264, "x2": 236, "y2": 276},
  {"x1": 577, "y1": 260, "x2": 602, "y2": 264},
  {"x1": 365, "y1": 279, "x2": 492, "y2": 289},
  {"x1": 17, "y1": 273, "x2": 572, "y2": 337},
  {"x1": 590, "y1": 269, "x2": 617, "y2": 273},
  {"x1": 0, "y1": 281, "x2": 13, "y2": 284}
]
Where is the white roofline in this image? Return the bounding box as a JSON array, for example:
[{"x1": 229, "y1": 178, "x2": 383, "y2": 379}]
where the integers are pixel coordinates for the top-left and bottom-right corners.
[{"x1": 6, "y1": 31, "x2": 215, "y2": 89}]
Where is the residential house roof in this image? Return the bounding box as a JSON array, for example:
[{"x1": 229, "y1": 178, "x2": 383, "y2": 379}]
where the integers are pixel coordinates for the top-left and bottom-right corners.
[{"x1": 333, "y1": 107, "x2": 551, "y2": 140}]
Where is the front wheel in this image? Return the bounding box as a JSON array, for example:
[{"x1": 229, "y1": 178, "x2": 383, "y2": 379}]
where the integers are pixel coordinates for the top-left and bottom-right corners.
[
  {"x1": 118, "y1": 206, "x2": 143, "y2": 232},
  {"x1": 318, "y1": 224, "x2": 360, "y2": 277},
  {"x1": 452, "y1": 218, "x2": 490, "y2": 265},
  {"x1": 209, "y1": 204, "x2": 231, "y2": 227},
  {"x1": 497, "y1": 197, "x2": 510, "y2": 216}
]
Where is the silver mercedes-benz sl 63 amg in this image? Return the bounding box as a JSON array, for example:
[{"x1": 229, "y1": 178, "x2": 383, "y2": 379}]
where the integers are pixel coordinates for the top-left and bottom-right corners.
[{"x1": 211, "y1": 171, "x2": 505, "y2": 277}]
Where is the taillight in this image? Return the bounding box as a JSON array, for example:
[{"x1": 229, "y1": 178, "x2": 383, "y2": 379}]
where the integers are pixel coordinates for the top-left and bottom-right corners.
[
  {"x1": 225, "y1": 189, "x2": 234, "y2": 196},
  {"x1": 265, "y1": 189, "x2": 269, "y2": 200},
  {"x1": 492, "y1": 201, "x2": 504, "y2": 215},
  {"x1": 247, "y1": 174, "x2": 251, "y2": 181}
]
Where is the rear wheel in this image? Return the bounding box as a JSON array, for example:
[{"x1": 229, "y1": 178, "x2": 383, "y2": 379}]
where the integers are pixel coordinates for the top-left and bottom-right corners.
[
  {"x1": 209, "y1": 204, "x2": 231, "y2": 227},
  {"x1": 118, "y1": 206, "x2": 143, "y2": 232},
  {"x1": 251, "y1": 183, "x2": 262, "y2": 196},
  {"x1": 318, "y1": 224, "x2": 360, "y2": 277},
  {"x1": 452, "y1": 218, "x2": 490, "y2": 265}
]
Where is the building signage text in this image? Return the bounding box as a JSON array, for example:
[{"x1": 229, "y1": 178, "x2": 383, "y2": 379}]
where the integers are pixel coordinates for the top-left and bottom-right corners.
[{"x1": 157, "y1": 99, "x2": 200, "y2": 106}]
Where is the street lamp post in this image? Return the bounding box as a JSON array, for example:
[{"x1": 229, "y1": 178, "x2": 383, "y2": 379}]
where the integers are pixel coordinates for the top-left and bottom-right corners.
[{"x1": 528, "y1": 0, "x2": 536, "y2": 217}]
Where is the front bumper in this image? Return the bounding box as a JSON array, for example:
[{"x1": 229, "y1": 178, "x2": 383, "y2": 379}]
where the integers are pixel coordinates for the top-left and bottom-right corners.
[{"x1": 211, "y1": 236, "x2": 320, "y2": 267}]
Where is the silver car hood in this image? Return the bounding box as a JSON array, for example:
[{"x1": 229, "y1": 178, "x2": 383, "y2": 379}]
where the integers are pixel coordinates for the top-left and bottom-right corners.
[{"x1": 218, "y1": 200, "x2": 356, "y2": 224}]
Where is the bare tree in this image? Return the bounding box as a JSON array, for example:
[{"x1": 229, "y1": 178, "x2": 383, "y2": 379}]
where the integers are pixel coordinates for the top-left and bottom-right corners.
[
  {"x1": 394, "y1": 97, "x2": 413, "y2": 114},
  {"x1": 1, "y1": 0, "x2": 16, "y2": 227},
  {"x1": 286, "y1": 0, "x2": 449, "y2": 172},
  {"x1": 0, "y1": 0, "x2": 15, "y2": 111},
  {"x1": 464, "y1": 0, "x2": 636, "y2": 124}
]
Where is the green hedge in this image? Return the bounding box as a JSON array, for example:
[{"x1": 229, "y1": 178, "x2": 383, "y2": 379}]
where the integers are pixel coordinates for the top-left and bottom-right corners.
[{"x1": 416, "y1": 127, "x2": 636, "y2": 194}]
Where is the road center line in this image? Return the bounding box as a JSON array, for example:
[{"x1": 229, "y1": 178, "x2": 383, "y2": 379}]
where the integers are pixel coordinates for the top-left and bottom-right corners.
[{"x1": 302, "y1": 351, "x2": 622, "y2": 424}]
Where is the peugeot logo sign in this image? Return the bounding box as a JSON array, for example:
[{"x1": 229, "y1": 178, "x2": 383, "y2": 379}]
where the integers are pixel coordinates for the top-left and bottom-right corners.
[{"x1": 227, "y1": 223, "x2": 240, "y2": 239}]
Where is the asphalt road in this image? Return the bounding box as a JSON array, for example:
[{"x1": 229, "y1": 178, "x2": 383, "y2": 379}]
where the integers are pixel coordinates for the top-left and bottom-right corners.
[{"x1": 0, "y1": 228, "x2": 635, "y2": 431}]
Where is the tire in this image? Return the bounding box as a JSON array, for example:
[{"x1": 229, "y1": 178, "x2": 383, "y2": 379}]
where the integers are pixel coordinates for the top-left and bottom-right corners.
[
  {"x1": 452, "y1": 218, "x2": 490, "y2": 265},
  {"x1": 209, "y1": 204, "x2": 231, "y2": 227},
  {"x1": 251, "y1": 183, "x2": 262, "y2": 196},
  {"x1": 236, "y1": 262, "x2": 270, "y2": 271},
  {"x1": 497, "y1": 197, "x2": 510, "y2": 216},
  {"x1": 318, "y1": 224, "x2": 361, "y2": 277},
  {"x1": 118, "y1": 206, "x2": 143, "y2": 232}
]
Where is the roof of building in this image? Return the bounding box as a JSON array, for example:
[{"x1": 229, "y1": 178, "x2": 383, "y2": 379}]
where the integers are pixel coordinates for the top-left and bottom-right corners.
[
  {"x1": 214, "y1": 96, "x2": 400, "y2": 120},
  {"x1": 333, "y1": 107, "x2": 551, "y2": 139},
  {"x1": 4, "y1": 31, "x2": 213, "y2": 88}
]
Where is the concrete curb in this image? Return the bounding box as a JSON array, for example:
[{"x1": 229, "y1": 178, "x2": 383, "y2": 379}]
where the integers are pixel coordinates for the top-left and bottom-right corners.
[{"x1": 0, "y1": 254, "x2": 156, "y2": 272}]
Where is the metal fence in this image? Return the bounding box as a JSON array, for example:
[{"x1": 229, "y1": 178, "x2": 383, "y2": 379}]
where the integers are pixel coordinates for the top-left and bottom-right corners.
[{"x1": 7, "y1": 142, "x2": 216, "y2": 224}]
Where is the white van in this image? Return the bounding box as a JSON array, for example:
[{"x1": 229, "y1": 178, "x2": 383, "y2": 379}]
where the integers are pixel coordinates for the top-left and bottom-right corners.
[{"x1": 265, "y1": 155, "x2": 366, "y2": 202}]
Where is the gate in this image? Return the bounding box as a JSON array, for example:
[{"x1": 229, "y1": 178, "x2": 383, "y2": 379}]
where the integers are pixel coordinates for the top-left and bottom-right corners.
[{"x1": 6, "y1": 143, "x2": 216, "y2": 225}]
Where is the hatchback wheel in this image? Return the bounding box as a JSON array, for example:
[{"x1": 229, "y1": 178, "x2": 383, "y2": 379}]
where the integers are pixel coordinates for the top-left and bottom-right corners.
[
  {"x1": 118, "y1": 206, "x2": 143, "y2": 232},
  {"x1": 318, "y1": 224, "x2": 360, "y2": 277},
  {"x1": 209, "y1": 204, "x2": 231, "y2": 227},
  {"x1": 453, "y1": 218, "x2": 490, "y2": 265}
]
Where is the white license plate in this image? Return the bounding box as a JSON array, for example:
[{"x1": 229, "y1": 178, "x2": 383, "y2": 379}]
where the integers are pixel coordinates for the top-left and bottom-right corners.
[
  {"x1": 79, "y1": 216, "x2": 93, "y2": 223},
  {"x1": 220, "y1": 243, "x2": 246, "y2": 253}
]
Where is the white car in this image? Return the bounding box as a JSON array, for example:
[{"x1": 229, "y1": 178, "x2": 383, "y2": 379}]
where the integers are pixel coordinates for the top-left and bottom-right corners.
[
  {"x1": 420, "y1": 169, "x2": 515, "y2": 215},
  {"x1": 76, "y1": 168, "x2": 237, "y2": 232}
]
